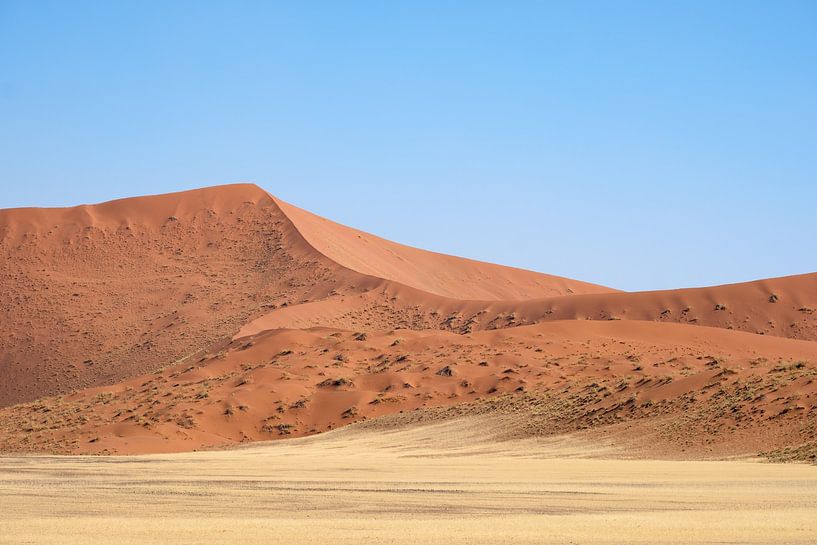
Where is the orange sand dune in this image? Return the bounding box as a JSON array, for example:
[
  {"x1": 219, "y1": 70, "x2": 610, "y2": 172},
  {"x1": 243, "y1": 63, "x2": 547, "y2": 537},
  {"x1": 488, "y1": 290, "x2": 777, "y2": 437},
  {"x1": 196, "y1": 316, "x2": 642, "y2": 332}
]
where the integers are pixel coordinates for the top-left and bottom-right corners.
[
  {"x1": 238, "y1": 271, "x2": 817, "y2": 341},
  {"x1": 2, "y1": 319, "x2": 815, "y2": 456},
  {"x1": 527, "y1": 272, "x2": 817, "y2": 339},
  {"x1": 1, "y1": 183, "x2": 815, "y2": 459},
  {"x1": 273, "y1": 196, "x2": 616, "y2": 300},
  {"x1": 0, "y1": 184, "x2": 356, "y2": 406},
  {"x1": 0, "y1": 184, "x2": 607, "y2": 407}
]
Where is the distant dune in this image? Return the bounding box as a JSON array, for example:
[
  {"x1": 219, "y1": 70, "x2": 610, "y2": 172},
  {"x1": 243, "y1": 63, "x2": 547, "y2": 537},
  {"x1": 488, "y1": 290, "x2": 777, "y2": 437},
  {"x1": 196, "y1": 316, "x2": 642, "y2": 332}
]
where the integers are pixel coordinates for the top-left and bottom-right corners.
[
  {"x1": 235, "y1": 270, "x2": 817, "y2": 340},
  {"x1": 1, "y1": 184, "x2": 815, "y2": 460}
]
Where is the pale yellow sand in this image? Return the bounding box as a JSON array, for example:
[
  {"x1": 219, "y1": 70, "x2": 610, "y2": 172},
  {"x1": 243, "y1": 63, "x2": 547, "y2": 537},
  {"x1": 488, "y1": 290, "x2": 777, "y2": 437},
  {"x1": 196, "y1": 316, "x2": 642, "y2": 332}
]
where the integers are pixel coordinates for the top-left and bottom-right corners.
[{"x1": 2, "y1": 417, "x2": 816, "y2": 545}]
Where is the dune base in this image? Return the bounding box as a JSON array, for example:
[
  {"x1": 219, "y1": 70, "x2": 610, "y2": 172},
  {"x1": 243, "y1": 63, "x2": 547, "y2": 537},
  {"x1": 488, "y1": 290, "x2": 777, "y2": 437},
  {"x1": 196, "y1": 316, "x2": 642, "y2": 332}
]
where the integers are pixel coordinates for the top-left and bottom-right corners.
[{"x1": 2, "y1": 417, "x2": 817, "y2": 545}]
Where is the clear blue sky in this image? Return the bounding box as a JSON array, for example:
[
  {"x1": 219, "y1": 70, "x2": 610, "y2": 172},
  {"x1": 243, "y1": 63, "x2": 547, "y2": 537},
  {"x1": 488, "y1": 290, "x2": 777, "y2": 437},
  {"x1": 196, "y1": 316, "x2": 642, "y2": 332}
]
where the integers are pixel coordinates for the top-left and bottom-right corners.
[{"x1": 1, "y1": 1, "x2": 815, "y2": 291}]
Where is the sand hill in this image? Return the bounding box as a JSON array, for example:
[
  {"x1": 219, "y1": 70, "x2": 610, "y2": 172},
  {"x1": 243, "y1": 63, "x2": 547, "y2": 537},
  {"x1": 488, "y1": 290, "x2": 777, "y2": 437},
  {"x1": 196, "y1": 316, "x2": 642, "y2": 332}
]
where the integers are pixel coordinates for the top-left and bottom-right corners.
[
  {"x1": 0, "y1": 184, "x2": 613, "y2": 407},
  {"x1": 1, "y1": 184, "x2": 815, "y2": 460}
]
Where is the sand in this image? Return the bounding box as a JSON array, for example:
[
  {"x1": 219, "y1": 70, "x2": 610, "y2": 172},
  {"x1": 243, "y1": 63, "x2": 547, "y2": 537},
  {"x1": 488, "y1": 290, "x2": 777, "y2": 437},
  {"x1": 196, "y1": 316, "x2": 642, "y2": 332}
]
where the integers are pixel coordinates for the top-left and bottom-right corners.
[
  {"x1": 2, "y1": 417, "x2": 817, "y2": 545},
  {"x1": 0, "y1": 184, "x2": 612, "y2": 407},
  {"x1": 3, "y1": 184, "x2": 817, "y2": 543},
  {"x1": 1, "y1": 184, "x2": 816, "y2": 458},
  {"x1": 272, "y1": 195, "x2": 616, "y2": 300},
  {"x1": 3, "y1": 318, "x2": 817, "y2": 457}
]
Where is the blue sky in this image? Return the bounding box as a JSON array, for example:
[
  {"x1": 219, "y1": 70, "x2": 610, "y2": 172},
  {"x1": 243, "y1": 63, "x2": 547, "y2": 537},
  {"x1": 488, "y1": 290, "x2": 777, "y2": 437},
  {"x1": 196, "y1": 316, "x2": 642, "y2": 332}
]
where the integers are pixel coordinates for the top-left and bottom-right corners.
[{"x1": 1, "y1": 1, "x2": 815, "y2": 291}]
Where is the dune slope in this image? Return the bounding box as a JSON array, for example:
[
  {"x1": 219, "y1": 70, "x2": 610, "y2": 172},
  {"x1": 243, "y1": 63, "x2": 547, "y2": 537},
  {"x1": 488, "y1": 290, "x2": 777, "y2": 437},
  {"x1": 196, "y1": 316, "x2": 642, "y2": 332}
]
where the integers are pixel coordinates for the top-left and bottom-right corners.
[
  {"x1": 0, "y1": 184, "x2": 606, "y2": 407},
  {"x1": 2, "y1": 320, "x2": 816, "y2": 456},
  {"x1": 0, "y1": 184, "x2": 360, "y2": 406},
  {"x1": 273, "y1": 196, "x2": 616, "y2": 300},
  {"x1": 238, "y1": 271, "x2": 817, "y2": 341}
]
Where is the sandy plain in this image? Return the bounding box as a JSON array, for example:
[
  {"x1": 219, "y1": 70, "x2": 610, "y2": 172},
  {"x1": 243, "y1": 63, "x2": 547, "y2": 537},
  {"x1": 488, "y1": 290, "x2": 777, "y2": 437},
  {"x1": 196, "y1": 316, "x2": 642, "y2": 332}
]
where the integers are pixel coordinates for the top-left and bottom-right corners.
[{"x1": 2, "y1": 416, "x2": 816, "y2": 545}]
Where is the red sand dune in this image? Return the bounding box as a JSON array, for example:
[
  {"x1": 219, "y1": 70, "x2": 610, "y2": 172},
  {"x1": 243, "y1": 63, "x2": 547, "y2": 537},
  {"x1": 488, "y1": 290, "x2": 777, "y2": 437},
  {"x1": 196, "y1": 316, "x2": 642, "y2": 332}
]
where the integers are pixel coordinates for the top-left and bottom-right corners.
[
  {"x1": 0, "y1": 184, "x2": 610, "y2": 407},
  {"x1": 2, "y1": 319, "x2": 816, "y2": 455},
  {"x1": 273, "y1": 196, "x2": 615, "y2": 300},
  {"x1": 237, "y1": 271, "x2": 817, "y2": 341},
  {"x1": 0, "y1": 184, "x2": 353, "y2": 406},
  {"x1": 1, "y1": 184, "x2": 815, "y2": 459}
]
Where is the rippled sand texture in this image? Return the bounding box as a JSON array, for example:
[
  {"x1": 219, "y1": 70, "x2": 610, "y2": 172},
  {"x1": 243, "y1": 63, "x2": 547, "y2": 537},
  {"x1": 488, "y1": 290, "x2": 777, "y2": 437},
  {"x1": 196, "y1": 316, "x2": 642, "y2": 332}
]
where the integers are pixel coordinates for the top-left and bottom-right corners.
[{"x1": 2, "y1": 417, "x2": 816, "y2": 545}]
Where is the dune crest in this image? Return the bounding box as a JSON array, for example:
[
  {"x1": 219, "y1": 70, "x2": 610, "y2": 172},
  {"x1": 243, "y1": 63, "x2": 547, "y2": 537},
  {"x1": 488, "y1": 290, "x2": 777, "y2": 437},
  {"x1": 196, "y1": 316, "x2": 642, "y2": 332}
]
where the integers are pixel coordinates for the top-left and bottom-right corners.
[
  {"x1": 237, "y1": 270, "x2": 817, "y2": 341},
  {"x1": 272, "y1": 196, "x2": 616, "y2": 300}
]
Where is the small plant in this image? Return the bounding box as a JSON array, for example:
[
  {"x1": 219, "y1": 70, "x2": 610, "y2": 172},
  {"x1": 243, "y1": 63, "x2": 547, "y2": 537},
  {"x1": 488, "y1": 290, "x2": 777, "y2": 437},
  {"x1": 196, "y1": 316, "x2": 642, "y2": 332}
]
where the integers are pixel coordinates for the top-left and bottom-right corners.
[
  {"x1": 317, "y1": 377, "x2": 354, "y2": 388},
  {"x1": 262, "y1": 422, "x2": 295, "y2": 435},
  {"x1": 290, "y1": 398, "x2": 308, "y2": 409},
  {"x1": 436, "y1": 365, "x2": 454, "y2": 377}
]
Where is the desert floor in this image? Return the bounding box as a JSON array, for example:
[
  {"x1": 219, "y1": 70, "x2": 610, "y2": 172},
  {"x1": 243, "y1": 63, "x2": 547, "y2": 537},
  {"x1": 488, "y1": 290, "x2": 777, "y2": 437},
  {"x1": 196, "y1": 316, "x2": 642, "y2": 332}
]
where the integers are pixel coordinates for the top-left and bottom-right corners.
[{"x1": 2, "y1": 416, "x2": 816, "y2": 545}]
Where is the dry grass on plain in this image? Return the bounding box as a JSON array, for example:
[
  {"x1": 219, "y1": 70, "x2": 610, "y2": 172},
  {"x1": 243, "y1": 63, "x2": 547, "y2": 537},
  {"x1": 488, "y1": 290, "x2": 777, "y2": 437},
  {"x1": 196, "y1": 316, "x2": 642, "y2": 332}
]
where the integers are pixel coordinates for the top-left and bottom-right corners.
[{"x1": 2, "y1": 416, "x2": 817, "y2": 545}]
